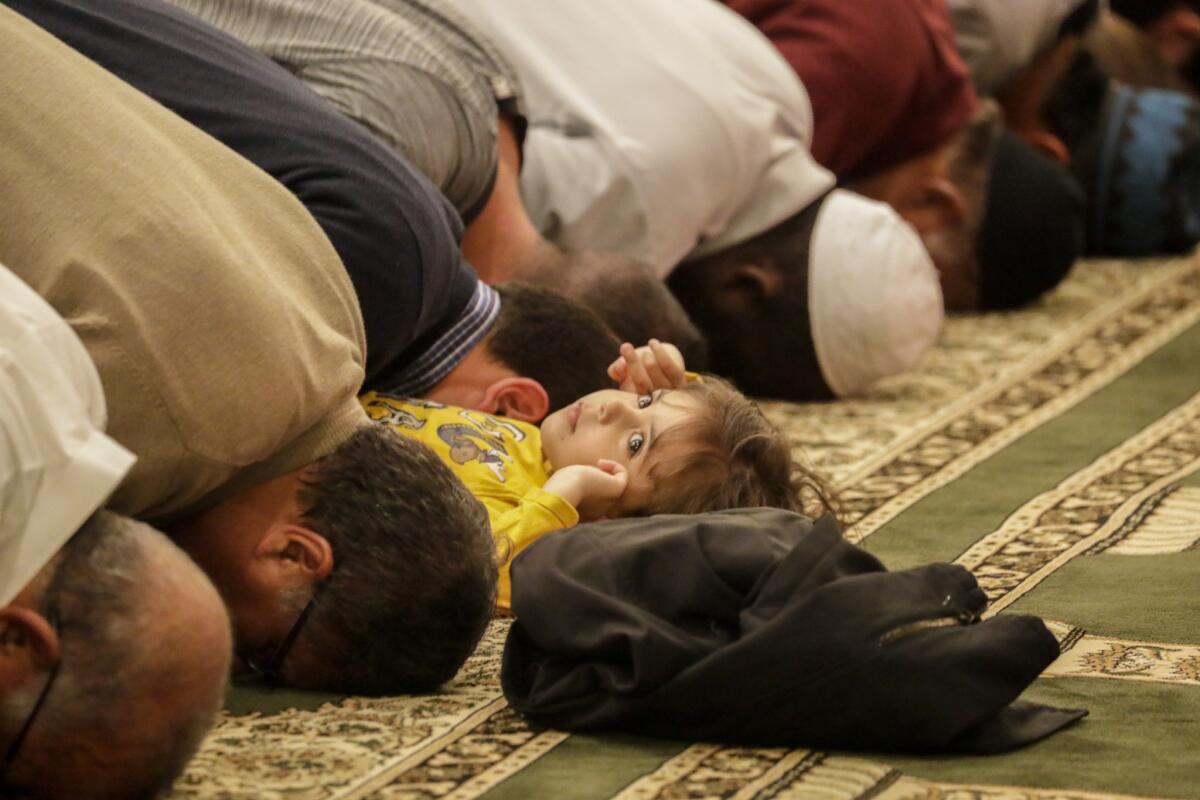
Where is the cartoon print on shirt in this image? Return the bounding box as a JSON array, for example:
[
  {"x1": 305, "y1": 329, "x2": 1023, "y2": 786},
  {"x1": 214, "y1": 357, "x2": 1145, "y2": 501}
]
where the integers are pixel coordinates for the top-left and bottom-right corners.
[
  {"x1": 366, "y1": 395, "x2": 527, "y2": 482},
  {"x1": 438, "y1": 423, "x2": 512, "y2": 482},
  {"x1": 402, "y1": 397, "x2": 447, "y2": 410},
  {"x1": 363, "y1": 401, "x2": 427, "y2": 431},
  {"x1": 459, "y1": 409, "x2": 526, "y2": 443}
]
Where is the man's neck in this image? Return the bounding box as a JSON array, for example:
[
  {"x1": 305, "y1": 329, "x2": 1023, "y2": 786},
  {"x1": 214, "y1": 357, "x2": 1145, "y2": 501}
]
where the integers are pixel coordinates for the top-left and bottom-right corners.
[
  {"x1": 423, "y1": 341, "x2": 511, "y2": 409},
  {"x1": 460, "y1": 114, "x2": 552, "y2": 282},
  {"x1": 460, "y1": 160, "x2": 546, "y2": 283}
]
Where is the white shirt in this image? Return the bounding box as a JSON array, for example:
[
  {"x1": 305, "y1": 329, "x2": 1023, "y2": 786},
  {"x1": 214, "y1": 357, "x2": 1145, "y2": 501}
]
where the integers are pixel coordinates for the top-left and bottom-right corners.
[
  {"x1": 444, "y1": 0, "x2": 836, "y2": 276},
  {"x1": 949, "y1": 0, "x2": 1097, "y2": 94},
  {"x1": 0, "y1": 264, "x2": 134, "y2": 605}
]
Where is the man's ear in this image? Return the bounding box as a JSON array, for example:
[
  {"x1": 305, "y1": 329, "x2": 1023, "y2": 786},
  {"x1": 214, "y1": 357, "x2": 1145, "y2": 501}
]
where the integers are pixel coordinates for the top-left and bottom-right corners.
[
  {"x1": 712, "y1": 261, "x2": 784, "y2": 316},
  {"x1": 1021, "y1": 129, "x2": 1071, "y2": 166},
  {"x1": 252, "y1": 524, "x2": 334, "y2": 588},
  {"x1": 481, "y1": 377, "x2": 550, "y2": 423},
  {"x1": 0, "y1": 607, "x2": 60, "y2": 688},
  {"x1": 899, "y1": 177, "x2": 968, "y2": 235}
]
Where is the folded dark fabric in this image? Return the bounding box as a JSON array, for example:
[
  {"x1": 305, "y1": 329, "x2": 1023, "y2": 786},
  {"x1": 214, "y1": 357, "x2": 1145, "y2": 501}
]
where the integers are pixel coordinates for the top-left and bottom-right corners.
[{"x1": 501, "y1": 508, "x2": 1085, "y2": 753}]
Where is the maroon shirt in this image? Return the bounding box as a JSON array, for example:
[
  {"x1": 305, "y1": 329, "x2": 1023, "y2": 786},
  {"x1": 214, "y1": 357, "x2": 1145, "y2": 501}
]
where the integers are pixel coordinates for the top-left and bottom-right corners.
[{"x1": 724, "y1": 0, "x2": 978, "y2": 180}]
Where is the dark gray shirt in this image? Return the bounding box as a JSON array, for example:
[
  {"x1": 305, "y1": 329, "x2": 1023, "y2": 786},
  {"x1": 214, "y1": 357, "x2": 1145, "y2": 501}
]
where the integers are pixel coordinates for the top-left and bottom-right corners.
[{"x1": 164, "y1": 0, "x2": 522, "y2": 221}]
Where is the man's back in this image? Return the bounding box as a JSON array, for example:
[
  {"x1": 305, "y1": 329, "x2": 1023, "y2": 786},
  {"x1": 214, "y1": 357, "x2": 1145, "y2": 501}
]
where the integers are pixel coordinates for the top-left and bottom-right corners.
[
  {"x1": 443, "y1": 0, "x2": 834, "y2": 273},
  {"x1": 0, "y1": 4, "x2": 367, "y2": 519},
  {"x1": 10, "y1": 0, "x2": 488, "y2": 395},
  {"x1": 724, "y1": 0, "x2": 978, "y2": 180},
  {"x1": 165, "y1": 0, "x2": 517, "y2": 222}
]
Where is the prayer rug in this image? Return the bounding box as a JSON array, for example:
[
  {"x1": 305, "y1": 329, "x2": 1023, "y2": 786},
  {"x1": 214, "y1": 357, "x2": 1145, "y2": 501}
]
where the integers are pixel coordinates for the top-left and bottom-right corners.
[{"x1": 169, "y1": 255, "x2": 1200, "y2": 800}]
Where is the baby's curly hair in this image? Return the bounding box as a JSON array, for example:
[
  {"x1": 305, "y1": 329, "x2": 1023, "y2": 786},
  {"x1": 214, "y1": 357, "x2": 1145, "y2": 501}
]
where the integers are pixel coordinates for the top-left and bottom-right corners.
[{"x1": 633, "y1": 376, "x2": 834, "y2": 519}]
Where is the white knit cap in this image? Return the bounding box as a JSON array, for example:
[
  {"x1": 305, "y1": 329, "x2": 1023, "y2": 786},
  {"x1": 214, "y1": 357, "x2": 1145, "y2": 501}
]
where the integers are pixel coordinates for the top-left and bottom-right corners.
[
  {"x1": 949, "y1": 0, "x2": 1098, "y2": 94},
  {"x1": 0, "y1": 264, "x2": 135, "y2": 605},
  {"x1": 808, "y1": 190, "x2": 943, "y2": 397}
]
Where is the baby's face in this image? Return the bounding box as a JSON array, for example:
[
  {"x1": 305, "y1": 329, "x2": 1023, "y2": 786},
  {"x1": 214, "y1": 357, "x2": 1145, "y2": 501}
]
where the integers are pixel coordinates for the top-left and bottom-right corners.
[{"x1": 540, "y1": 388, "x2": 701, "y2": 511}]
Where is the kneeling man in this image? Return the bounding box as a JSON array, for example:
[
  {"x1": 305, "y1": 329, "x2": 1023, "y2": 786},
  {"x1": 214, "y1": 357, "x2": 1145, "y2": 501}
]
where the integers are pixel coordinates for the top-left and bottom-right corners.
[
  {"x1": 1, "y1": 264, "x2": 232, "y2": 799},
  {"x1": 0, "y1": 5, "x2": 495, "y2": 696}
]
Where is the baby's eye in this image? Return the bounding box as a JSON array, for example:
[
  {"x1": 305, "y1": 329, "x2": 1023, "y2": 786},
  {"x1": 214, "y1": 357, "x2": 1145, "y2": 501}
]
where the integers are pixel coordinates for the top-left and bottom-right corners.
[
  {"x1": 628, "y1": 432, "x2": 646, "y2": 455},
  {"x1": 637, "y1": 394, "x2": 653, "y2": 409}
]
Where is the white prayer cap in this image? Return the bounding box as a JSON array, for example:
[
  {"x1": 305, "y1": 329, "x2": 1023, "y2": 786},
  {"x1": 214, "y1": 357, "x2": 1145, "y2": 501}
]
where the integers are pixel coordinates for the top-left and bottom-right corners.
[
  {"x1": 808, "y1": 190, "x2": 943, "y2": 397},
  {"x1": 0, "y1": 264, "x2": 135, "y2": 606},
  {"x1": 949, "y1": 0, "x2": 1101, "y2": 94}
]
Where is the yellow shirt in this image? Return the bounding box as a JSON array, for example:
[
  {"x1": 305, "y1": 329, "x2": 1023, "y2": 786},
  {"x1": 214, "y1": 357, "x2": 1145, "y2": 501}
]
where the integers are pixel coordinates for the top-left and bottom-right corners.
[{"x1": 362, "y1": 392, "x2": 578, "y2": 612}]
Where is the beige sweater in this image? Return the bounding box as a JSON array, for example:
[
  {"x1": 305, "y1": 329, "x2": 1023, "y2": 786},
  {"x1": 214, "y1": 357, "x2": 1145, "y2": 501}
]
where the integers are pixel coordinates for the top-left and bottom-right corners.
[{"x1": 0, "y1": 7, "x2": 369, "y2": 521}]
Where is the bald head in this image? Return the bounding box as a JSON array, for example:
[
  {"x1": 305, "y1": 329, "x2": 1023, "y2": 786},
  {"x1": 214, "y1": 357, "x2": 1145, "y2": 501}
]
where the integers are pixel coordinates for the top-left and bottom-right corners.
[{"x1": 0, "y1": 513, "x2": 231, "y2": 799}]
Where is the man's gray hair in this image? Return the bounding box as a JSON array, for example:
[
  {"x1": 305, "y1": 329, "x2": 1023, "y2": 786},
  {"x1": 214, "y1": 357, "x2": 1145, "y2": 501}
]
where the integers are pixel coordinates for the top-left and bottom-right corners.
[
  {"x1": 1, "y1": 512, "x2": 229, "y2": 799},
  {"x1": 947, "y1": 99, "x2": 1003, "y2": 210},
  {"x1": 922, "y1": 99, "x2": 1004, "y2": 292}
]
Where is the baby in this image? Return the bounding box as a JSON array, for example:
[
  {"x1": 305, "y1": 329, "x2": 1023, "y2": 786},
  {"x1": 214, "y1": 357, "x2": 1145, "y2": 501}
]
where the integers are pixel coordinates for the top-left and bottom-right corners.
[{"x1": 363, "y1": 341, "x2": 830, "y2": 611}]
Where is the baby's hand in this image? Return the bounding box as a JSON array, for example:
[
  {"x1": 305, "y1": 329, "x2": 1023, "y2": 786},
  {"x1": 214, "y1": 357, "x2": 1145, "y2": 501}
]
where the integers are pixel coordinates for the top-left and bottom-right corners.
[
  {"x1": 543, "y1": 459, "x2": 628, "y2": 521},
  {"x1": 607, "y1": 339, "x2": 686, "y2": 394}
]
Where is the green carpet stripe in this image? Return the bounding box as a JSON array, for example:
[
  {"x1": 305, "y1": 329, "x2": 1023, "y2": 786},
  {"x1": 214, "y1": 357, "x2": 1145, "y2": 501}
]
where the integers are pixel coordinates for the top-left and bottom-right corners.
[
  {"x1": 866, "y1": 319, "x2": 1200, "y2": 570},
  {"x1": 1011, "y1": 544, "x2": 1200, "y2": 644},
  {"x1": 479, "y1": 734, "x2": 688, "y2": 800},
  {"x1": 878, "y1": 677, "x2": 1200, "y2": 799},
  {"x1": 224, "y1": 682, "x2": 344, "y2": 715}
]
